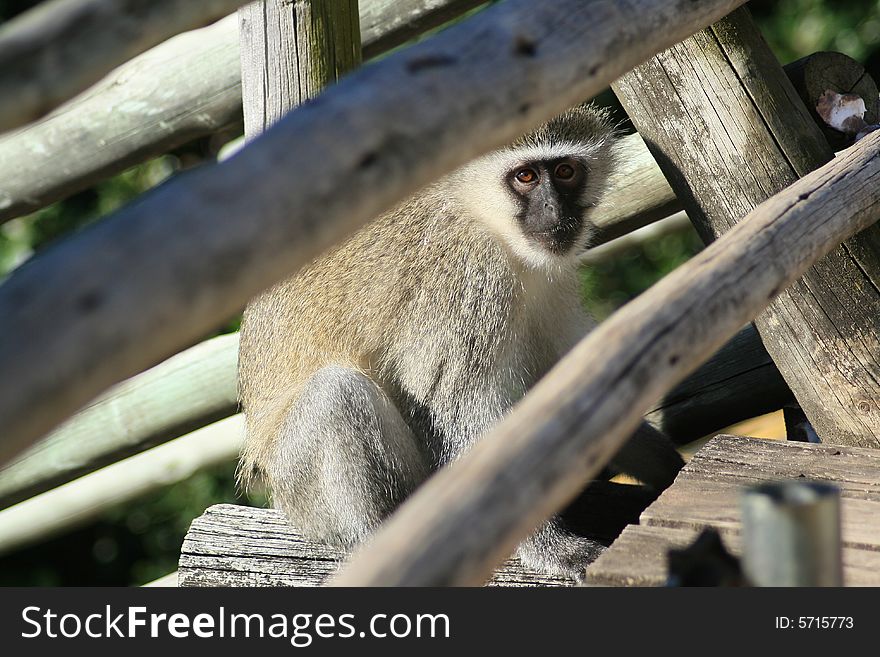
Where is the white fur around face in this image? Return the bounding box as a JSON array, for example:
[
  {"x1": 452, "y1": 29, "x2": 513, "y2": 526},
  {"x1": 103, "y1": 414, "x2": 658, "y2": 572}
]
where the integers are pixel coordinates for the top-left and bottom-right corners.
[{"x1": 451, "y1": 140, "x2": 611, "y2": 271}]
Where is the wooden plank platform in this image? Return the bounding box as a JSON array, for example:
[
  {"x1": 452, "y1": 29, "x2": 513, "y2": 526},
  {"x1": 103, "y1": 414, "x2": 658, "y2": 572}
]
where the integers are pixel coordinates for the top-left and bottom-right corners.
[
  {"x1": 179, "y1": 504, "x2": 574, "y2": 587},
  {"x1": 178, "y1": 480, "x2": 658, "y2": 587},
  {"x1": 585, "y1": 434, "x2": 880, "y2": 586}
]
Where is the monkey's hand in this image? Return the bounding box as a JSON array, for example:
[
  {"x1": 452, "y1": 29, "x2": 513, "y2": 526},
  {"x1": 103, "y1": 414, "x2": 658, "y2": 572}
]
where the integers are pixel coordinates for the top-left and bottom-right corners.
[{"x1": 514, "y1": 519, "x2": 606, "y2": 582}]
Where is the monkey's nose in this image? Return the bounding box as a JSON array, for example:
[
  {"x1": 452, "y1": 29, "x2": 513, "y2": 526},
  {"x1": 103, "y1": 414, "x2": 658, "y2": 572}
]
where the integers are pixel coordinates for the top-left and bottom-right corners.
[{"x1": 543, "y1": 203, "x2": 559, "y2": 218}]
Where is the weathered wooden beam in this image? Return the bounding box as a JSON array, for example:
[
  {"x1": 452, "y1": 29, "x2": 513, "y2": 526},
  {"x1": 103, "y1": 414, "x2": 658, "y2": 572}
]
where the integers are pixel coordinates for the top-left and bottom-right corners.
[
  {"x1": 178, "y1": 482, "x2": 654, "y2": 587},
  {"x1": 0, "y1": 0, "x2": 254, "y2": 134},
  {"x1": 614, "y1": 7, "x2": 880, "y2": 448},
  {"x1": 0, "y1": 415, "x2": 243, "y2": 557},
  {"x1": 0, "y1": 15, "x2": 244, "y2": 223},
  {"x1": 0, "y1": 45, "x2": 860, "y2": 230},
  {"x1": 591, "y1": 133, "x2": 680, "y2": 244},
  {"x1": 0, "y1": 1, "x2": 488, "y2": 224},
  {"x1": 584, "y1": 210, "x2": 692, "y2": 262},
  {"x1": 329, "y1": 130, "x2": 880, "y2": 586},
  {"x1": 239, "y1": 0, "x2": 362, "y2": 137},
  {"x1": 0, "y1": 333, "x2": 238, "y2": 510},
  {"x1": 0, "y1": 0, "x2": 750, "y2": 466}
]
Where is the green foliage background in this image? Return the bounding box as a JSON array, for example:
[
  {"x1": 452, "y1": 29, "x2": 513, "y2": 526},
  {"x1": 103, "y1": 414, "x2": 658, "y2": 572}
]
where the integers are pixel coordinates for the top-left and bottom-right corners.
[{"x1": 0, "y1": 0, "x2": 877, "y2": 585}]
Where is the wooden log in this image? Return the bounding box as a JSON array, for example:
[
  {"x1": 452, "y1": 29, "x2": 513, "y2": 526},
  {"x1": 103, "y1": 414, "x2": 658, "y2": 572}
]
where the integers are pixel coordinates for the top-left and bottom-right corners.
[
  {"x1": 0, "y1": 333, "x2": 239, "y2": 510},
  {"x1": 583, "y1": 523, "x2": 880, "y2": 587},
  {"x1": 583, "y1": 210, "x2": 692, "y2": 263},
  {"x1": 591, "y1": 133, "x2": 680, "y2": 244},
  {"x1": 0, "y1": 0, "x2": 486, "y2": 224},
  {"x1": 0, "y1": 0, "x2": 751, "y2": 466},
  {"x1": 328, "y1": 130, "x2": 880, "y2": 586},
  {"x1": 0, "y1": 15, "x2": 244, "y2": 223},
  {"x1": 0, "y1": 46, "x2": 858, "y2": 226},
  {"x1": 614, "y1": 8, "x2": 880, "y2": 448},
  {"x1": 178, "y1": 481, "x2": 654, "y2": 587},
  {"x1": 0, "y1": 0, "x2": 253, "y2": 134},
  {"x1": 0, "y1": 415, "x2": 243, "y2": 557}
]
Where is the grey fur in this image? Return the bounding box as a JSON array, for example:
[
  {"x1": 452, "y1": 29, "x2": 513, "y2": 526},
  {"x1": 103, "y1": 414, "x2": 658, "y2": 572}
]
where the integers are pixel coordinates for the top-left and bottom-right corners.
[{"x1": 238, "y1": 103, "x2": 683, "y2": 580}]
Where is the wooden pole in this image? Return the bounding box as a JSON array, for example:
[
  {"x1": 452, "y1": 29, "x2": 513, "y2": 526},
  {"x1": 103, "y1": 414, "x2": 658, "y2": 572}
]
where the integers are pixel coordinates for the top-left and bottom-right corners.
[
  {"x1": 614, "y1": 7, "x2": 880, "y2": 448},
  {"x1": 239, "y1": 0, "x2": 362, "y2": 138},
  {"x1": 0, "y1": 416, "x2": 243, "y2": 557},
  {"x1": 0, "y1": 333, "x2": 239, "y2": 510}
]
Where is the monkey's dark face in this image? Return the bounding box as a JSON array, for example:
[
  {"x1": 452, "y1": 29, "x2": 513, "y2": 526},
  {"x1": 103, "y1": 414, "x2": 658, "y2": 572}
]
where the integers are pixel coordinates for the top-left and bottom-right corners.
[{"x1": 506, "y1": 158, "x2": 591, "y2": 256}]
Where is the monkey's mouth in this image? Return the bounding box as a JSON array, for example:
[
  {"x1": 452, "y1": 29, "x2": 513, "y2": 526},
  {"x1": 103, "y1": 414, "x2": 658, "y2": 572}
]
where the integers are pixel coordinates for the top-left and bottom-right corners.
[{"x1": 528, "y1": 216, "x2": 583, "y2": 255}]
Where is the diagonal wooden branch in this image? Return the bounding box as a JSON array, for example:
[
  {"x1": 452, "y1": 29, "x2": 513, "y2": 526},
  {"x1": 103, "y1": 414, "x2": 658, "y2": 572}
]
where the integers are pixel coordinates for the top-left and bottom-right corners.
[
  {"x1": 0, "y1": 0, "x2": 749, "y2": 466},
  {"x1": 329, "y1": 131, "x2": 880, "y2": 586}
]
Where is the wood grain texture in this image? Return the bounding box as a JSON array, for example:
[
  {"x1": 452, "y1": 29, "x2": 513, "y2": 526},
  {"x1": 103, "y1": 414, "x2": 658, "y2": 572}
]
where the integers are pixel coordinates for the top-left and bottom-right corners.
[
  {"x1": 0, "y1": 334, "x2": 239, "y2": 510},
  {"x1": 329, "y1": 130, "x2": 880, "y2": 586},
  {"x1": 0, "y1": 0, "x2": 252, "y2": 133},
  {"x1": 614, "y1": 7, "x2": 880, "y2": 448},
  {"x1": 0, "y1": 15, "x2": 244, "y2": 223},
  {"x1": 585, "y1": 435, "x2": 880, "y2": 586},
  {"x1": 0, "y1": 0, "x2": 749, "y2": 466},
  {"x1": 591, "y1": 133, "x2": 680, "y2": 243},
  {"x1": 359, "y1": 0, "x2": 487, "y2": 59},
  {"x1": 178, "y1": 481, "x2": 656, "y2": 588},
  {"x1": 179, "y1": 504, "x2": 572, "y2": 587},
  {"x1": 584, "y1": 524, "x2": 880, "y2": 587},
  {"x1": 239, "y1": 0, "x2": 362, "y2": 137}
]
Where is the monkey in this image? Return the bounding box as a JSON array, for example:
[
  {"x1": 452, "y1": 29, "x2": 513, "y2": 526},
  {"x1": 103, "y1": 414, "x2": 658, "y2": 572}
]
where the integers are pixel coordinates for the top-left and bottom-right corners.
[{"x1": 237, "y1": 102, "x2": 684, "y2": 580}]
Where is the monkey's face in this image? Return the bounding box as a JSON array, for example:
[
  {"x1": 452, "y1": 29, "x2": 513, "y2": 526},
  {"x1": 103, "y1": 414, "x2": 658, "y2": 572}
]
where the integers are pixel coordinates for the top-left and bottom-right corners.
[
  {"x1": 505, "y1": 158, "x2": 591, "y2": 257},
  {"x1": 457, "y1": 144, "x2": 609, "y2": 270}
]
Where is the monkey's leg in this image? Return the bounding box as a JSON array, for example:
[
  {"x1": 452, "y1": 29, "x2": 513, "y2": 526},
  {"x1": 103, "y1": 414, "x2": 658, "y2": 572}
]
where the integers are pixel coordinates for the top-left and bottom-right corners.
[
  {"x1": 516, "y1": 423, "x2": 683, "y2": 580},
  {"x1": 515, "y1": 518, "x2": 607, "y2": 581},
  {"x1": 608, "y1": 421, "x2": 684, "y2": 490},
  {"x1": 266, "y1": 365, "x2": 430, "y2": 548}
]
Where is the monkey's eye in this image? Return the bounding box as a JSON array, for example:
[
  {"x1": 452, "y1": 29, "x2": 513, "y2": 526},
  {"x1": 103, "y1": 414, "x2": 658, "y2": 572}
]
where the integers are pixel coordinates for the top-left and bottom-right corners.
[
  {"x1": 514, "y1": 168, "x2": 538, "y2": 184},
  {"x1": 555, "y1": 163, "x2": 576, "y2": 180}
]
